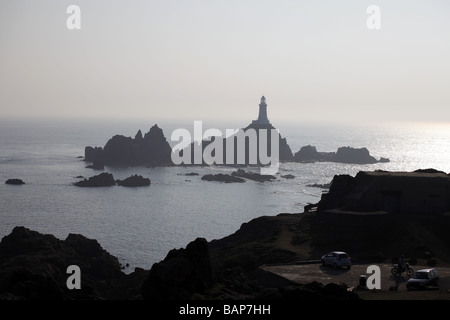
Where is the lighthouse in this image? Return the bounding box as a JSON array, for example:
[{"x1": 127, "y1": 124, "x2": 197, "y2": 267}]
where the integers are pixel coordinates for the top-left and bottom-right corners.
[
  {"x1": 252, "y1": 96, "x2": 271, "y2": 125},
  {"x1": 242, "y1": 95, "x2": 294, "y2": 162}
]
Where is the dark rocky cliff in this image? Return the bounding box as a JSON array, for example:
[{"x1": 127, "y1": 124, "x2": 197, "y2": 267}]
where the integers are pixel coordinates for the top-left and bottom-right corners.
[{"x1": 84, "y1": 124, "x2": 173, "y2": 167}]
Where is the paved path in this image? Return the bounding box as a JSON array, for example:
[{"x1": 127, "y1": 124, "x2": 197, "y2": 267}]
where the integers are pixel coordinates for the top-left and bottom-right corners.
[{"x1": 261, "y1": 263, "x2": 450, "y2": 292}]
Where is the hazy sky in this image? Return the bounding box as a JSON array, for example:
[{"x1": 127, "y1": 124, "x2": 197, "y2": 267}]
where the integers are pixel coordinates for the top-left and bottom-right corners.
[{"x1": 1, "y1": 1, "x2": 449, "y2": 124}]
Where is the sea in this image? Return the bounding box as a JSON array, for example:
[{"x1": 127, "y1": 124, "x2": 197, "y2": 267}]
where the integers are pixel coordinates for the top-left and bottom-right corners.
[{"x1": 1, "y1": 118, "x2": 449, "y2": 272}]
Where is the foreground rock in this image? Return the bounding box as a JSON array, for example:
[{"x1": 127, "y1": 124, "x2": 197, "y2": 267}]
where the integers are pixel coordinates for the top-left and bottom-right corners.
[
  {"x1": 201, "y1": 173, "x2": 245, "y2": 183},
  {"x1": 5, "y1": 179, "x2": 25, "y2": 185},
  {"x1": 4, "y1": 205, "x2": 450, "y2": 300},
  {"x1": 141, "y1": 238, "x2": 213, "y2": 300},
  {"x1": 141, "y1": 234, "x2": 359, "y2": 300},
  {"x1": 0, "y1": 225, "x2": 360, "y2": 300},
  {"x1": 0, "y1": 227, "x2": 125, "y2": 300},
  {"x1": 293, "y1": 145, "x2": 389, "y2": 164},
  {"x1": 116, "y1": 175, "x2": 151, "y2": 187},
  {"x1": 74, "y1": 173, "x2": 116, "y2": 187}
]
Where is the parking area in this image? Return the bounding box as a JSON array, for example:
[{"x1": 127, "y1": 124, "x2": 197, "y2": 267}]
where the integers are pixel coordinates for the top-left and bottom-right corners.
[{"x1": 261, "y1": 263, "x2": 450, "y2": 299}]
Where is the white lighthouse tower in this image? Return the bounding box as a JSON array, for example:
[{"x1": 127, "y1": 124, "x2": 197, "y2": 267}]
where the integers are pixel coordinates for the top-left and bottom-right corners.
[{"x1": 252, "y1": 96, "x2": 271, "y2": 125}]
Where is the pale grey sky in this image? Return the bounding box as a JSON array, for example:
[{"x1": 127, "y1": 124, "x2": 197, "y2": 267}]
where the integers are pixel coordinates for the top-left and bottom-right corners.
[{"x1": 1, "y1": 0, "x2": 449, "y2": 124}]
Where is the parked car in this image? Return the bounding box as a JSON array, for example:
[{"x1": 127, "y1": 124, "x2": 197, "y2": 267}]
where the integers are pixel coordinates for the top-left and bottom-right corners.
[
  {"x1": 406, "y1": 268, "x2": 439, "y2": 290},
  {"x1": 321, "y1": 251, "x2": 352, "y2": 269}
]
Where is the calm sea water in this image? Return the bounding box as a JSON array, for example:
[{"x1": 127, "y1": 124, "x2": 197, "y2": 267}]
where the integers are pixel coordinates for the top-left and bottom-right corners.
[{"x1": 0, "y1": 118, "x2": 449, "y2": 271}]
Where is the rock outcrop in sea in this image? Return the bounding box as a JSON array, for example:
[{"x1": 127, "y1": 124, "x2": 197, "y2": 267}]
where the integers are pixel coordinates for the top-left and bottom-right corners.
[
  {"x1": 84, "y1": 146, "x2": 103, "y2": 163},
  {"x1": 5, "y1": 179, "x2": 25, "y2": 185},
  {"x1": 201, "y1": 173, "x2": 246, "y2": 183},
  {"x1": 231, "y1": 169, "x2": 276, "y2": 182},
  {"x1": 82, "y1": 97, "x2": 389, "y2": 169},
  {"x1": 74, "y1": 172, "x2": 116, "y2": 187},
  {"x1": 180, "y1": 97, "x2": 294, "y2": 165},
  {"x1": 116, "y1": 175, "x2": 151, "y2": 187},
  {"x1": 293, "y1": 145, "x2": 389, "y2": 164},
  {"x1": 84, "y1": 125, "x2": 172, "y2": 167}
]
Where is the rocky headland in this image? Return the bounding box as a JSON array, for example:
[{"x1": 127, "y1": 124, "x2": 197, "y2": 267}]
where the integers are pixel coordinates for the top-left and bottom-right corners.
[
  {"x1": 0, "y1": 224, "x2": 359, "y2": 300},
  {"x1": 4, "y1": 169, "x2": 449, "y2": 300},
  {"x1": 3, "y1": 203, "x2": 449, "y2": 300},
  {"x1": 317, "y1": 168, "x2": 450, "y2": 214}
]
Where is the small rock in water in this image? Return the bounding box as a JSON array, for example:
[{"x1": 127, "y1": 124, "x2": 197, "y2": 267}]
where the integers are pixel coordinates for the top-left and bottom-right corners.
[
  {"x1": 74, "y1": 173, "x2": 116, "y2": 187},
  {"x1": 116, "y1": 174, "x2": 151, "y2": 187},
  {"x1": 5, "y1": 179, "x2": 25, "y2": 185}
]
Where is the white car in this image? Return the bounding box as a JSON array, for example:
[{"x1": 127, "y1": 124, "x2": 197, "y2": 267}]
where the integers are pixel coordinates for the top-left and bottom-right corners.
[
  {"x1": 406, "y1": 268, "x2": 439, "y2": 290},
  {"x1": 321, "y1": 251, "x2": 352, "y2": 269}
]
